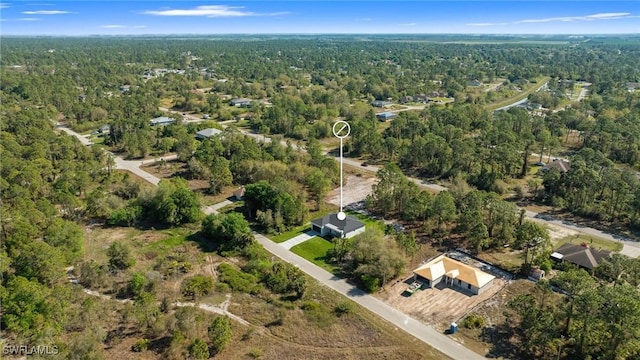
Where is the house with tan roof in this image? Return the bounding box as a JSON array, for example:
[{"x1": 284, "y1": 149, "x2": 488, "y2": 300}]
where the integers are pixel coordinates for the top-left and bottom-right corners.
[{"x1": 412, "y1": 255, "x2": 496, "y2": 295}]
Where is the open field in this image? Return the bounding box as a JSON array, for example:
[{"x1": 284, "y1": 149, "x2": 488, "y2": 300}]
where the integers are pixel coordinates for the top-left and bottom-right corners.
[
  {"x1": 325, "y1": 174, "x2": 377, "y2": 208},
  {"x1": 83, "y1": 225, "x2": 447, "y2": 360}
]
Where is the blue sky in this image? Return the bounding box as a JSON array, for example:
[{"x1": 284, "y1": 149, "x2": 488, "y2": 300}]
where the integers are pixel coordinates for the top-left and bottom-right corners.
[{"x1": 1, "y1": 1, "x2": 639, "y2": 35}]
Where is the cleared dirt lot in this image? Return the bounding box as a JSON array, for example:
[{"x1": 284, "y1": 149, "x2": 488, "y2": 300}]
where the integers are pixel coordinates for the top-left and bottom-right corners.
[
  {"x1": 326, "y1": 174, "x2": 377, "y2": 207},
  {"x1": 378, "y1": 277, "x2": 506, "y2": 331}
]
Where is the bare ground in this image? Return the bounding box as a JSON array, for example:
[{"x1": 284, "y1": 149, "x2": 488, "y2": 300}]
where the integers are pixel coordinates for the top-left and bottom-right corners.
[
  {"x1": 378, "y1": 277, "x2": 507, "y2": 331},
  {"x1": 326, "y1": 174, "x2": 377, "y2": 207}
]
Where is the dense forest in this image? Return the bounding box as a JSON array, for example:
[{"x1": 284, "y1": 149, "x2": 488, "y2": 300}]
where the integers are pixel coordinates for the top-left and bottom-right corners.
[{"x1": 1, "y1": 35, "x2": 640, "y2": 359}]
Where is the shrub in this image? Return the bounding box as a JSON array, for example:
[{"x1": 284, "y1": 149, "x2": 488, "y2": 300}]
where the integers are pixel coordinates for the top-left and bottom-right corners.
[
  {"x1": 131, "y1": 338, "x2": 150, "y2": 352},
  {"x1": 217, "y1": 263, "x2": 260, "y2": 294},
  {"x1": 360, "y1": 274, "x2": 380, "y2": 293},
  {"x1": 334, "y1": 301, "x2": 355, "y2": 317},
  {"x1": 460, "y1": 313, "x2": 486, "y2": 329},
  {"x1": 300, "y1": 301, "x2": 333, "y2": 327},
  {"x1": 181, "y1": 275, "x2": 214, "y2": 300},
  {"x1": 247, "y1": 348, "x2": 263, "y2": 358},
  {"x1": 188, "y1": 338, "x2": 210, "y2": 359}
]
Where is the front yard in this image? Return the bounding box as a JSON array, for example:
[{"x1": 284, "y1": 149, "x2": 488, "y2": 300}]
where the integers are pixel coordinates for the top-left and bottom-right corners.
[{"x1": 290, "y1": 237, "x2": 339, "y2": 273}]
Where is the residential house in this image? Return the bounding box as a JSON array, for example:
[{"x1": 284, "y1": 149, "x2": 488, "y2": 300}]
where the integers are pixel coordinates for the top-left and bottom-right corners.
[
  {"x1": 195, "y1": 128, "x2": 222, "y2": 140},
  {"x1": 376, "y1": 112, "x2": 397, "y2": 122},
  {"x1": 310, "y1": 213, "x2": 366, "y2": 239},
  {"x1": 412, "y1": 254, "x2": 496, "y2": 295},
  {"x1": 229, "y1": 98, "x2": 252, "y2": 107},
  {"x1": 541, "y1": 159, "x2": 571, "y2": 173},
  {"x1": 550, "y1": 243, "x2": 612, "y2": 270},
  {"x1": 468, "y1": 80, "x2": 483, "y2": 87},
  {"x1": 626, "y1": 82, "x2": 640, "y2": 92},
  {"x1": 371, "y1": 100, "x2": 393, "y2": 107},
  {"x1": 233, "y1": 186, "x2": 245, "y2": 200},
  {"x1": 119, "y1": 85, "x2": 131, "y2": 93},
  {"x1": 150, "y1": 117, "x2": 176, "y2": 126},
  {"x1": 98, "y1": 124, "x2": 111, "y2": 134}
]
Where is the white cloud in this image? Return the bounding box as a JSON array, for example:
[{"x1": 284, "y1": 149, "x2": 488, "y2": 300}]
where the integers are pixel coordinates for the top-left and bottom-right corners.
[
  {"x1": 18, "y1": 17, "x2": 40, "y2": 21},
  {"x1": 22, "y1": 10, "x2": 70, "y2": 15},
  {"x1": 356, "y1": 17, "x2": 372, "y2": 22},
  {"x1": 134, "y1": 25, "x2": 146, "y2": 28},
  {"x1": 398, "y1": 23, "x2": 417, "y2": 26},
  {"x1": 0, "y1": 3, "x2": 10, "y2": 9},
  {"x1": 143, "y1": 4, "x2": 288, "y2": 17},
  {"x1": 467, "y1": 12, "x2": 635, "y2": 27},
  {"x1": 102, "y1": 25, "x2": 125, "y2": 28}
]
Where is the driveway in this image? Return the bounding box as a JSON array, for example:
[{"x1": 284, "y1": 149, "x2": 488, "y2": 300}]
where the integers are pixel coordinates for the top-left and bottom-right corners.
[{"x1": 280, "y1": 230, "x2": 317, "y2": 250}]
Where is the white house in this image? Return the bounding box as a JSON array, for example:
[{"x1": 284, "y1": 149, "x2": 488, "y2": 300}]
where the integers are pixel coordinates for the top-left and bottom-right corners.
[
  {"x1": 310, "y1": 213, "x2": 365, "y2": 239},
  {"x1": 195, "y1": 128, "x2": 222, "y2": 140},
  {"x1": 150, "y1": 116, "x2": 176, "y2": 126},
  {"x1": 413, "y1": 255, "x2": 495, "y2": 295}
]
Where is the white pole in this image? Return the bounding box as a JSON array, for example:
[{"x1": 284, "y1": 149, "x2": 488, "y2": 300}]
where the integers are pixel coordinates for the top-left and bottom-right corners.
[{"x1": 340, "y1": 137, "x2": 343, "y2": 214}]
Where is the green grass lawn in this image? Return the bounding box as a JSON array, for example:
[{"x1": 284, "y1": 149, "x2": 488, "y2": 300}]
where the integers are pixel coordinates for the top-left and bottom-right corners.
[
  {"x1": 270, "y1": 223, "x2": 311, "y2": 243},
  {"x1": 346, "y1": 211, "x2": 386, "y2": 232},
  {"x1": 290, "y1": 237, "x2": 340, "y2": 273},
  {"x1": 555, "y1": 234, "x2": 623, "y2": 253},
  {"x1": 144, "y1": 232, "x2": 188, "y2": 254}
]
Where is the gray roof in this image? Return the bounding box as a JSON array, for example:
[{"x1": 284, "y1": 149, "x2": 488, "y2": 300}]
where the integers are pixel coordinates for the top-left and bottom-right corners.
[
  {"x1": 230, "y1": 98, "x2": 251, "y2": 104},
  {"x1": 541, "y1": 159, "x2": 571, "y2": 173},
  {"x1": 311, "y1": 213, "x2": 365, "y2": 234},
  {"x1": 196, "y1": 128, "x2": 222, "y2": 138},
  {"x1": 150, "y1": 116, "x2": 176, "y2": 125},
  {"x1": 552, "y1": 243, "x2": 611, "y2": 270}
]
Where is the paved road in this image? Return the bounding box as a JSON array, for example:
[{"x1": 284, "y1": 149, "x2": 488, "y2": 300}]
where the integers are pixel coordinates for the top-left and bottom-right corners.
[{"x1": 255, "y1": 232, "x2": 480, "y2": 360}]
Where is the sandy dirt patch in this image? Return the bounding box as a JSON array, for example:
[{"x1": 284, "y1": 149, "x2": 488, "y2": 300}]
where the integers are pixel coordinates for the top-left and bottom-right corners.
[
  {"x1": 379, "y1": 277, "x2": 506, "y2": 330},
  {"x1": 326, "y1": 175, "x2": 377, "y2": 207},
  {"x1": 545, "y1": 222, "x2": 578, "y2": 241}
]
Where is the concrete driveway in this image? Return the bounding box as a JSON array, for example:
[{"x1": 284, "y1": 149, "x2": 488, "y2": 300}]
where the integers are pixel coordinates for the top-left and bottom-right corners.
[{"x1": 280, "y1": 230, "x2": 317, "y2": 250}]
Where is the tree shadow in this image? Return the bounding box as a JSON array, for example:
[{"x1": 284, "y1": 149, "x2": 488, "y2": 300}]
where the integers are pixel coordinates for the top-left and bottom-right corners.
[
  {"x1": 186, "y1": 231, "x2": 220, "y2": 253},
  {"x1": 148, "y1": 336, "x2": 172, "y2": 354},
  {"x1": 482, "y1": 324, "x2": 521, "y2": 359}
]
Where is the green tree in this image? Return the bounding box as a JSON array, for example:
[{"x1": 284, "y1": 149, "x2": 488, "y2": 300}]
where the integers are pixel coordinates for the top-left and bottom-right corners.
[
  {"x1": 201, "y1": 212, "x2": 254, "y2": 250},
  {"x1": 188, "y1": 338, "x2": 210, "y2": 359},
  {"x1": 208, "y1": 316, "x2": 232, "y2": 353},
  {"x1": 307, "y1": 169, "x2": 332, "y2": 210},
  {"x1": 181, "y1": 275, "x2": 214, "y2": 300},
  {"x1": 107, "y1": 242, "x2": 135, "y2": 272}
]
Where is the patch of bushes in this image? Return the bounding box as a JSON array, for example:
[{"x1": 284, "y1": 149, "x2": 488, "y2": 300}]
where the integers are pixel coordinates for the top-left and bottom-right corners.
[
  {"x1": 217, "y1": 263, "x2": 261, "y2": 294},
  {"x1": 460, "y1": 313, "x2": 486, "y2": 329},
  {"x1": 300, "y1": 300, "x2": 333, "y2": 327},
  {"x1": 181, "y1": 275, "x2": 214, "y2": 300},
  {"x1": 334, "y1": 301, "x2": 355, "y2": 317},
  {"x1": 131, "y1": 338, "x2": 150, "y2": 352}
]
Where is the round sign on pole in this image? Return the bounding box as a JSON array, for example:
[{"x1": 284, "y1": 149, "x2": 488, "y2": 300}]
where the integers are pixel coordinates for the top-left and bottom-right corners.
[{"x1": 332, "y1": 120, "x2": 351, "y2": 139}]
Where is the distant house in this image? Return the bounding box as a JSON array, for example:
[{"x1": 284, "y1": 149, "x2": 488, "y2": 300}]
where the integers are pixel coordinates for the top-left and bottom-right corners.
[
  {"x1": 195, "y1": 128, "x2": 222, "y2": 139},
  {"x1": 528, "y1": 268, "x2": 545, "y2": 282},
  {"x1": 202, "y1": 114, "x2": 210, "y2": 119},
  {"x1": 412, "y1": 254, "x2": 495, "y2": 295},
  {"x1": 371, "y1": 100, "x2": 392, "y2": 107},
  {"x1": 626, "y1": 82, "x2": 640, "y2": 92},
  {"x1": 229, "y1": 98, "x2": 252, "y2": 107},
  {"x1": 98, "y1": 124, "x2": 111, "y2": 134},
  {"x1": 541, "y1": 159, "x2": 571, "y2": 173},
  {"x1": 119, "y1": 85, "x2": 131, "y2": 92},
  {"x1": 550, "y1": 243, "x2": 612, "y2": 270},
  {"x1": 399, "y1": 96, "x2": 414, "y2": 103},
  {"x1": 376, "y1": 112, "x2": 397, "y2": 122},
  {"x1": 233, "y1": 186, "x2": 245, "y2": 200},
  {"x1": 310, "y1": 213, "x2": 366, "y2": 239},
  {"x1": 468, "y1": 80, "x2": 483, "y2": 87},
  {"x1": 150, "y1": 116, "x2": 176, "y2": 126}
]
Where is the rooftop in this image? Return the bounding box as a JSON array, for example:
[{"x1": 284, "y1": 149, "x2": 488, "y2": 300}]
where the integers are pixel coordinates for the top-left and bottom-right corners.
[
  {"x1": 413, "y1": 255, "x2": 495, "y2": 288},
  {"x1": 311, "y1": 213, "x2": 365, "y2": 234},
  {"x1": 551, "y1": 243, "x2": 611, "y2": 270},
  {"x1": 196, "y1": 128, "x2": 222, "y2": 138}
]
